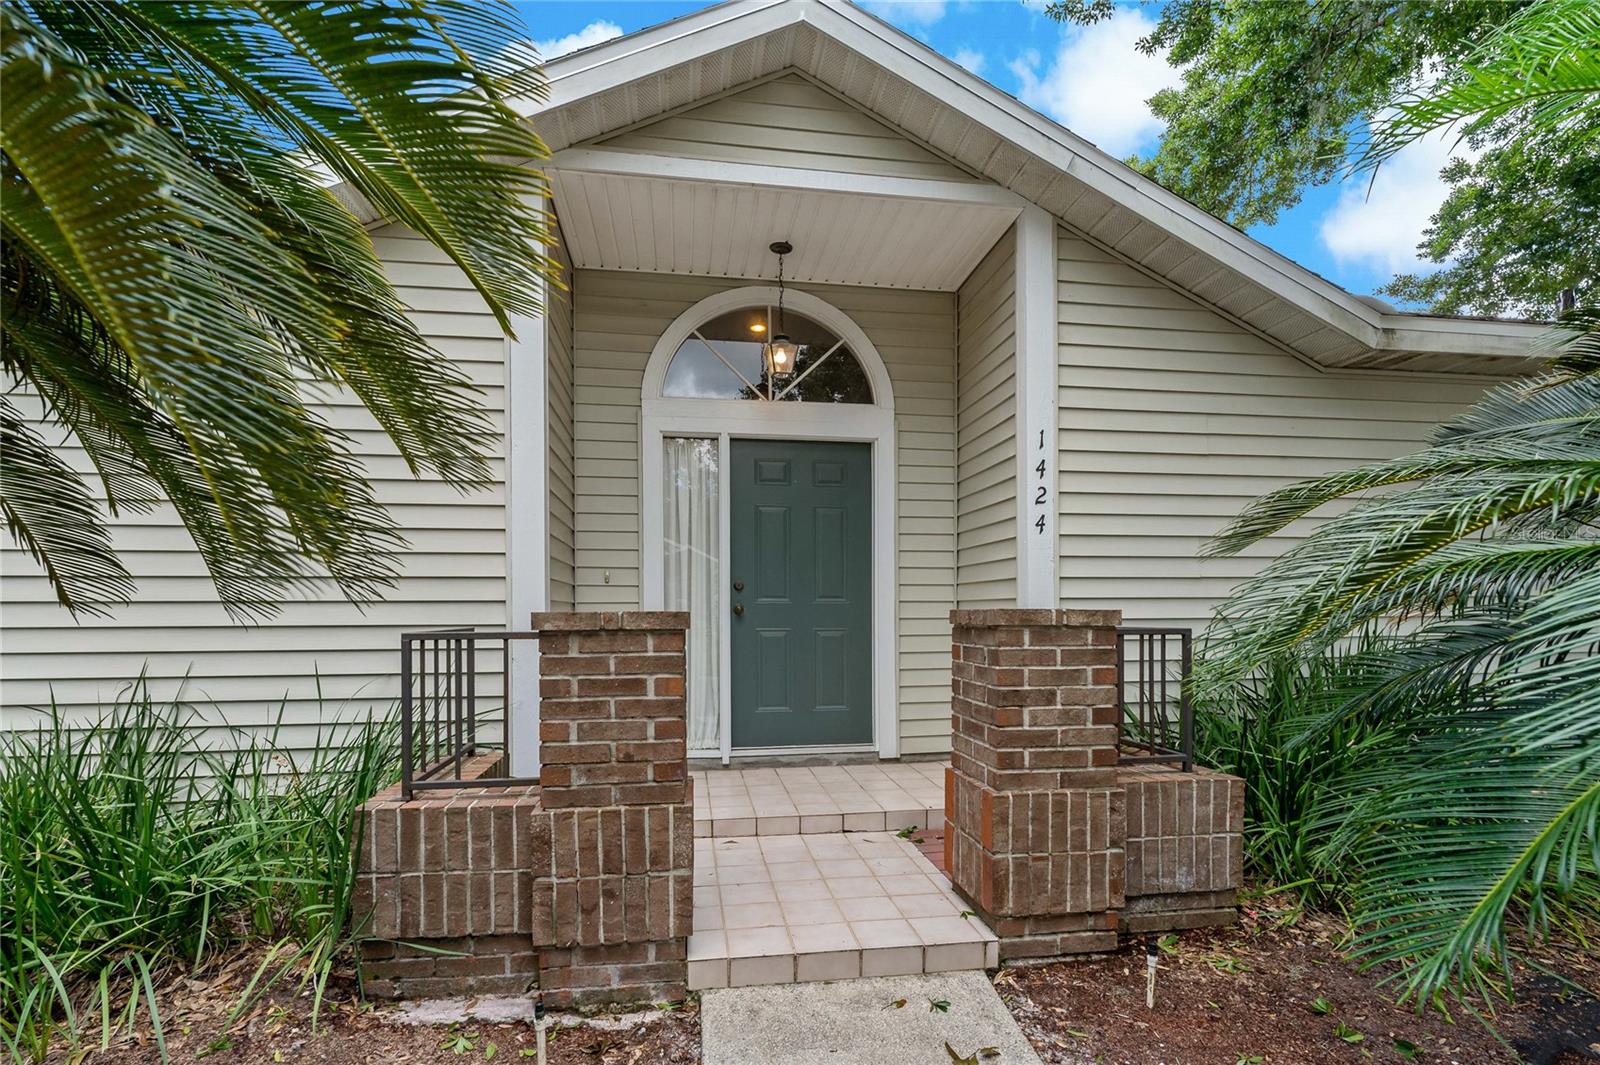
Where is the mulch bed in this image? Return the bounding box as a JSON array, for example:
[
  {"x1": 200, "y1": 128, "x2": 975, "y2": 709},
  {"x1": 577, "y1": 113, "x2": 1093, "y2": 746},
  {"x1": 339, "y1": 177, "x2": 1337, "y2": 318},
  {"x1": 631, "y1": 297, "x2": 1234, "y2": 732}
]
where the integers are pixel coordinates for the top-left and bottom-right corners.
[
  {"x1": 44, "y1": 884, "x2": 1597, "y2": 1065},
  {"x1": 999, "y1": 895, "x2": 1600, "y2": 1065},
  {"x1": 47, "y1": 959, "x2": 699, "y2": 1065}
]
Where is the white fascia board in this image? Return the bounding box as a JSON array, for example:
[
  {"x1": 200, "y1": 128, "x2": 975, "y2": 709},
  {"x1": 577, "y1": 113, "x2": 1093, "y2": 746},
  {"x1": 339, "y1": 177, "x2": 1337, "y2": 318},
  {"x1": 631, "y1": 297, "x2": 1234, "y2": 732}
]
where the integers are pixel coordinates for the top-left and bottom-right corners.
[
  {"x1": 1380, "y1": 314, "x2": 1548, "y2": 360},
  {"x1": 524, "y1": 0, "x2": 798, "y2": 117},
  {"x1": 547, "y1": 147, "x2": 1029, "y2": 209}
]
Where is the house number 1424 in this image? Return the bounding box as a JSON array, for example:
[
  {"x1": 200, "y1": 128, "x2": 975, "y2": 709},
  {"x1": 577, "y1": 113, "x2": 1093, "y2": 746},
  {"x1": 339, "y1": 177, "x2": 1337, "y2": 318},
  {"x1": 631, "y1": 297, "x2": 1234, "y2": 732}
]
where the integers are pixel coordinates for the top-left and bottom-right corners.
[{"x1": 1034, "y1": 429, "x2": 1047, "y2": 534}]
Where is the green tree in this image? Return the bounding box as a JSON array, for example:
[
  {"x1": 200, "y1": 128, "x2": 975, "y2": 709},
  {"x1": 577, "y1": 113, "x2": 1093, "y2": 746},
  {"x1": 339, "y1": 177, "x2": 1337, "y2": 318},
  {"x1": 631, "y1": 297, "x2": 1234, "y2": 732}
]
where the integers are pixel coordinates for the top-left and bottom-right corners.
[
  {"x1": 1, "y1": 1, "x2": 556, "y2": 618},
  {"x1": 1199, "y1": 0, "x2": 1600, "y2": 1001},
  {"x1": 1364, "y1": 0, "x2": 1600, "y2": 315},
  {"x1": 1046, "y1": 0, "x2": 1597, "y2": 316}
]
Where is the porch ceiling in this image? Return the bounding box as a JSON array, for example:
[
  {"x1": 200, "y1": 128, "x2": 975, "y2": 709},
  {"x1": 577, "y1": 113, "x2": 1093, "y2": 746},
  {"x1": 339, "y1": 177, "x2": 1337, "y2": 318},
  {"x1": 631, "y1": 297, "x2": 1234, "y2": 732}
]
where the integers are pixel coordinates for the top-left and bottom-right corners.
[{"x1": 547, "y1": 167, "x2": 1018, "y2": 291}]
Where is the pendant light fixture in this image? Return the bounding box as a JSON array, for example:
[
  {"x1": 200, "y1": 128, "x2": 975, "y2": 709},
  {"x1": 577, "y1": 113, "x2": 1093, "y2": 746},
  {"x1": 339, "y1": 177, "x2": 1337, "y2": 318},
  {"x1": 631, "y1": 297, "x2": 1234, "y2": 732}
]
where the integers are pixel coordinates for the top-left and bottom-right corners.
[{"x1": 763, "y1": 241, "x2": 798, "y2": 382}]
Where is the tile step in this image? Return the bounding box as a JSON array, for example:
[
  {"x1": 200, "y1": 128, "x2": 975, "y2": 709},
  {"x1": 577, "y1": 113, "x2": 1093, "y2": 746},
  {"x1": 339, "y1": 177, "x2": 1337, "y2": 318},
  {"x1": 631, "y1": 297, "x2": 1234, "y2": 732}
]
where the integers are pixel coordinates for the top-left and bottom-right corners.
[
  {"x1": 689, "y1": 831, "x2": 996, "y2": 991},
  {"x1": 687, "y1": 936, "x2": 999, "y2": 990},
  {"x1": 692, "y1": 764, "x2": 947, "y2": 838},
  {"x1": 693, "y1": 806, "x2": 942, "y2": 838}
]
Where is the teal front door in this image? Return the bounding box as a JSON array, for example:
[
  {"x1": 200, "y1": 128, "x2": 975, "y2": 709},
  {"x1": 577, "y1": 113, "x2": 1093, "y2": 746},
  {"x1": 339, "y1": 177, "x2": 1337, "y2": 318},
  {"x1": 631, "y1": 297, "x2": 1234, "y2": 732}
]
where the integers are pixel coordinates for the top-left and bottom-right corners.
[{"x1": 729, "y1": 439, "x2": 873, "y2": 748}]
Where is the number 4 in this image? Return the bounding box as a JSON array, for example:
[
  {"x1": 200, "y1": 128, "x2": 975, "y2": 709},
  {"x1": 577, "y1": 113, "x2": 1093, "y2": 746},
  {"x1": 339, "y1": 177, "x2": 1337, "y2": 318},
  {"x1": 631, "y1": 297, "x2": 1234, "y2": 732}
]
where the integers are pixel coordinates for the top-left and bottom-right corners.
[{"x1": 1035, "y1": 513, "x2": 1046, "y2": 534}]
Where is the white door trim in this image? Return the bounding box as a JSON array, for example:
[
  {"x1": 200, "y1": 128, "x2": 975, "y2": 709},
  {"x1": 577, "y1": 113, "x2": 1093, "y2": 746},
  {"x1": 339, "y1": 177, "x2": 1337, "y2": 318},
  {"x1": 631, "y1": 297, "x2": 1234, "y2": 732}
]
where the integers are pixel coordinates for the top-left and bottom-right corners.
[{"x1": 639, "y1": 288, "x2": 899, "y2": 763}]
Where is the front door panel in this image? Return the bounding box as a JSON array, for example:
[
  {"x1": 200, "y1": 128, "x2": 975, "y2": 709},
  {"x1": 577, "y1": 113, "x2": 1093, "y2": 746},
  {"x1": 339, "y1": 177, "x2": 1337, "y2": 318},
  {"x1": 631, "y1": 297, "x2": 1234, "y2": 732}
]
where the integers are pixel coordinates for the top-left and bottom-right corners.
[{"x1": 730, "y1": 439, "x2": 872, "y2": 748}]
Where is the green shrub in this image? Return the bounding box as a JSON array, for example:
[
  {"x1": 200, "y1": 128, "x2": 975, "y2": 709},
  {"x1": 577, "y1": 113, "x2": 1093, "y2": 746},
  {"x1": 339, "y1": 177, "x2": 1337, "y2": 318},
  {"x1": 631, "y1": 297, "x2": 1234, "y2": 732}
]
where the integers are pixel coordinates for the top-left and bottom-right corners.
[
  {"x1": 1192, "y1": 648, "x2": 1396, "y2": 905},
  {"x1": 0, "y1": 683, "x2": 398, "y2": 1061}
]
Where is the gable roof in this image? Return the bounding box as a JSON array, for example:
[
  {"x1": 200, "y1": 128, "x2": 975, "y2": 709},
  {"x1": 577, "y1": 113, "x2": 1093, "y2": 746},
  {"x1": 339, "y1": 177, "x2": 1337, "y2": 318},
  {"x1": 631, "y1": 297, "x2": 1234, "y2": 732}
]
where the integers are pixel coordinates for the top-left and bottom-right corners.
[{"x1": 516, "y1": 0, "x2": 1543, "y2": 374}]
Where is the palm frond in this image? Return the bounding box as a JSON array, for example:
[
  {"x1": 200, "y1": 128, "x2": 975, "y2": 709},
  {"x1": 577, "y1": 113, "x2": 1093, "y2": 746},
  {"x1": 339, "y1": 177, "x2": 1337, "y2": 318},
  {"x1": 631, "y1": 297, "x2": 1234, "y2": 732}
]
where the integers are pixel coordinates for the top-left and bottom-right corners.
[
  {"x1": 1538, "y1": 306, "x2": 1600, "y2": 377},
  {"x1": 1497, "y1": 571, "x2": 1600, "y2": 768},
  {"x1": 0, "y1": 396, "x2": 134, "y2": 614},
  {"x1": 2, "y1": 0, "x2": 556, "y2": 614},
  {"x1": 1202, "y1": 465, "x2": 1600, "y2": 680},
  {"x1": 110, "y1": 0, "x2": 557, "y2": 329},
  {"x1": 1319, "y1": 696, "x2": 1598, "y2": 1003},
  {"x1": 1361, "y1": 0, "x2": 1600, "y2": 169},
  {"x1": 1207, "y1": 370, "x2": 1600, "y2": 553}
]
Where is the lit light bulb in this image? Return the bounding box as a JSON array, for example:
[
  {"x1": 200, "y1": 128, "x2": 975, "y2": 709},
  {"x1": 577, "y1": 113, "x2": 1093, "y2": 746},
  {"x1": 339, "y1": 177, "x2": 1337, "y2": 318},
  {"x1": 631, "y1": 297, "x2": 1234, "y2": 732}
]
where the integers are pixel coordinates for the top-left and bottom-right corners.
[{"x1": 765, "y1": 334, "x2": 798, "y2": 377}]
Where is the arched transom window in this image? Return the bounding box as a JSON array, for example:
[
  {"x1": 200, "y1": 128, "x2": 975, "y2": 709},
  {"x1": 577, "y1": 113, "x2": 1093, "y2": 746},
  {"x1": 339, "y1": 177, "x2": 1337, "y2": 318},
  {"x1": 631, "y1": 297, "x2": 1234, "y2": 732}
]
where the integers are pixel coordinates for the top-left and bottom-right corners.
[{"x1": 662, "y1": 305, "x2": 873, "y2": 403}]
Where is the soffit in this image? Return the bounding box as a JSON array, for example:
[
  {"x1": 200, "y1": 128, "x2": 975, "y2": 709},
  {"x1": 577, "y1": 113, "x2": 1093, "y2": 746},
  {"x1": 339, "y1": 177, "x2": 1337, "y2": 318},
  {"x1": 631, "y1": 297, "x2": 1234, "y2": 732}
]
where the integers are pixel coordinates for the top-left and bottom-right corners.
[{"x1": 548, "y1": 169, "x2": 1017, "y2": 291}]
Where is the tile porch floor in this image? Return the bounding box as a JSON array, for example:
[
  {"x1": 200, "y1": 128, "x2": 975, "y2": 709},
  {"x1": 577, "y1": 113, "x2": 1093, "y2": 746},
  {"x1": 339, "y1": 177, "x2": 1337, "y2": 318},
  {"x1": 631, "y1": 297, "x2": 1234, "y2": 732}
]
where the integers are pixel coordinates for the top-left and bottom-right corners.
[
  {"x1": 691, "y1": 761, "x2": 946, "y2": 837},
  {"x1": 687, "y1": 764, "x2": 994, "y2": 991}
]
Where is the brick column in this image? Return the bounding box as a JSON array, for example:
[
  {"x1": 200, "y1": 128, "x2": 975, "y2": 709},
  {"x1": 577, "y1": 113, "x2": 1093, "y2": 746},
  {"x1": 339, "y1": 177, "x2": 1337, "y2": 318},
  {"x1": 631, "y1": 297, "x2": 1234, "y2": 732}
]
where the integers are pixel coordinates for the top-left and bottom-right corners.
[
  {"x1": 528, "y1": 612, "x2": 693, "y2": 1007},
  {"x1": 945, "y1": 609, "x2": 1126, "y2": 961}
]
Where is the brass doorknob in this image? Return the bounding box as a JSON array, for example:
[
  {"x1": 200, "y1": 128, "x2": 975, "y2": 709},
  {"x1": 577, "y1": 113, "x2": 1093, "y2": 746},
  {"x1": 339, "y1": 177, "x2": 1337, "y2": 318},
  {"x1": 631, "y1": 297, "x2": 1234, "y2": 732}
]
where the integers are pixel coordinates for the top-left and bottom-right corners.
[{"x1": 732, "y1": 603, "x2": 745, "y2": 617}]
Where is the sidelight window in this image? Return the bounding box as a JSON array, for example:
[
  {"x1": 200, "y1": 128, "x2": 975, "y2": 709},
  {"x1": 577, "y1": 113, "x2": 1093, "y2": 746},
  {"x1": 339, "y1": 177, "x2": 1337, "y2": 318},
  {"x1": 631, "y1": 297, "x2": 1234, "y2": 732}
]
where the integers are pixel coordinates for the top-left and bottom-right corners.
[{"x1": 663, "y1": 437, "x2": 721, "y2": 751}]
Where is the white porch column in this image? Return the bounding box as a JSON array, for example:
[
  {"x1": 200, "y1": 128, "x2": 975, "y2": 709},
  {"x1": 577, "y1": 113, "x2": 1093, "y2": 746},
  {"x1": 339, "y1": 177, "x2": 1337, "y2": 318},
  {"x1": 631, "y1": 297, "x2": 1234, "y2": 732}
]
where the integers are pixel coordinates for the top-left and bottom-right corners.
[
  {"x1": 506, "y1": 250, "x2": 548, "y2": 777},
  {"x1": 1013, "y1": 206, "x2": 1059, "y2": 608}
]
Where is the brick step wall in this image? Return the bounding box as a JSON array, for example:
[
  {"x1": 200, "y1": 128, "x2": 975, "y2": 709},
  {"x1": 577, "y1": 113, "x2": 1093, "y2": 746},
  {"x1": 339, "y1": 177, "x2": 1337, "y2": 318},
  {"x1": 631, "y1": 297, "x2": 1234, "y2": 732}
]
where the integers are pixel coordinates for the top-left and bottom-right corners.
[{"x1": 353, "y1": 609, "x2": 1244, "y2": 1000}]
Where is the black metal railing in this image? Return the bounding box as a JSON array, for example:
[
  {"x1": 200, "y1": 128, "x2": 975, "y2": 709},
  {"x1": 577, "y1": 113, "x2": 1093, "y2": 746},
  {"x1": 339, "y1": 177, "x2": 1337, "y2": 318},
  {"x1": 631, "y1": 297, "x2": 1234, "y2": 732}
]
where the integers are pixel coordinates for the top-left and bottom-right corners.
[
  {"x1": 1115, "y1": 626, "x2": 1194, "y2": 772},
  {"x1": 400, "y1": 628, "x2": 540, "y2": 799}
]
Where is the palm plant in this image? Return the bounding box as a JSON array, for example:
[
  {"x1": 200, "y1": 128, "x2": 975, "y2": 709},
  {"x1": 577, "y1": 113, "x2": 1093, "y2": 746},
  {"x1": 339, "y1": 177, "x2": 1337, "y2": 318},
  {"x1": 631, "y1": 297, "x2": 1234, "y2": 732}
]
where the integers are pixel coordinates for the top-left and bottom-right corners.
[
  {"x1": 1200, "y1": 0, "x2": 1600, "y2": 1004},
  {"x1": 1199, "y1": 320, "x2": 1600, "y2": 1001},
  {"x1": 1, "y1": 1, "x2": 555, "y2": 618}
]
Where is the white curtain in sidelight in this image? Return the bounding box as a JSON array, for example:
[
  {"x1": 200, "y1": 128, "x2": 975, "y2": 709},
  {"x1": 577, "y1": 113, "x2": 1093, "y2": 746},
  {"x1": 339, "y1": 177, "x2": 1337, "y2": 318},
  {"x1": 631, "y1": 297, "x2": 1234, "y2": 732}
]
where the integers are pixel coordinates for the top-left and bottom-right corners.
[{"x1": 663, "y1": 437, "x2": 720, "y2": 751}]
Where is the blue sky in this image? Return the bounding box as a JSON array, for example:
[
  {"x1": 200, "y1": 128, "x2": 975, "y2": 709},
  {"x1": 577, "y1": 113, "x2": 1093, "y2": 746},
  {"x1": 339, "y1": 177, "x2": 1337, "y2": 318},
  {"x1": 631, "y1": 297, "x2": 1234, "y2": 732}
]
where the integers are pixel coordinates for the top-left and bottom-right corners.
[{"x1": 514, "y1": 0, "x2": 1461, "y2": 306}]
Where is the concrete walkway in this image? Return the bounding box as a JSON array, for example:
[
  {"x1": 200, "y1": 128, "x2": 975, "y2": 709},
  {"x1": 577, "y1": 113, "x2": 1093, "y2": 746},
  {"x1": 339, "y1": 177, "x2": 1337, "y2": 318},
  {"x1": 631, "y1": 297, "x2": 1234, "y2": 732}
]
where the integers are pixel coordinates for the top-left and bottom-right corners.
[{"x1": 700, "y1": 971, "x2": 1044, "y2": 1065}]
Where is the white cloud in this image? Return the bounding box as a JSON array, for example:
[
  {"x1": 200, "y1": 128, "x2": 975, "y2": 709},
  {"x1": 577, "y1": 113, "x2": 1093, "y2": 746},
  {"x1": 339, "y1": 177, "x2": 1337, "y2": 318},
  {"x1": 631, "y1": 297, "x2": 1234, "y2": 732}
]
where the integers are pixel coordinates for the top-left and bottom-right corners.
[
  {"x1": 1319, "y1": 125, "x2": 1474, "y2": 276},
  {"x1": 1008, "y1": 9, "x2": 1179, "y2": 158},
  {"x1": 952, "y1": 47, "x2": 987, "y2": 76},
  {"x1": 861, "y1": 1, "x2": 948, "y2": 27},
  {"x1": 533, "y1": 20, "x2": 623, "y2": 61}
]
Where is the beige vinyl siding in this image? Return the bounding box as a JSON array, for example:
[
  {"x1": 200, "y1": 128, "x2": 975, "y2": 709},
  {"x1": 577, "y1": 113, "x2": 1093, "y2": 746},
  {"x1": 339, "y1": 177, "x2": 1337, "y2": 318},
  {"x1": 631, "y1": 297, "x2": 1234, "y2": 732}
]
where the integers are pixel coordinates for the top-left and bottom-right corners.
[
  {"x1": 1054, "y1": 227, "x2": 1494, "y2": 630},
  {"x1": 571, "y1": 270, "x2": 957, "y2": 753},
  {"x1": 0, "y1": 223, "x2": 509, "y2": 746},
  {"x1": 546, "y1": 231, "x2": 577, "y2": 611},
  {"x1": 955, "y1": 228, "x2": 1017, "y2": 608},
  {"x1": 597, "y1": 73, "x2": 977, "y2": 184}
]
